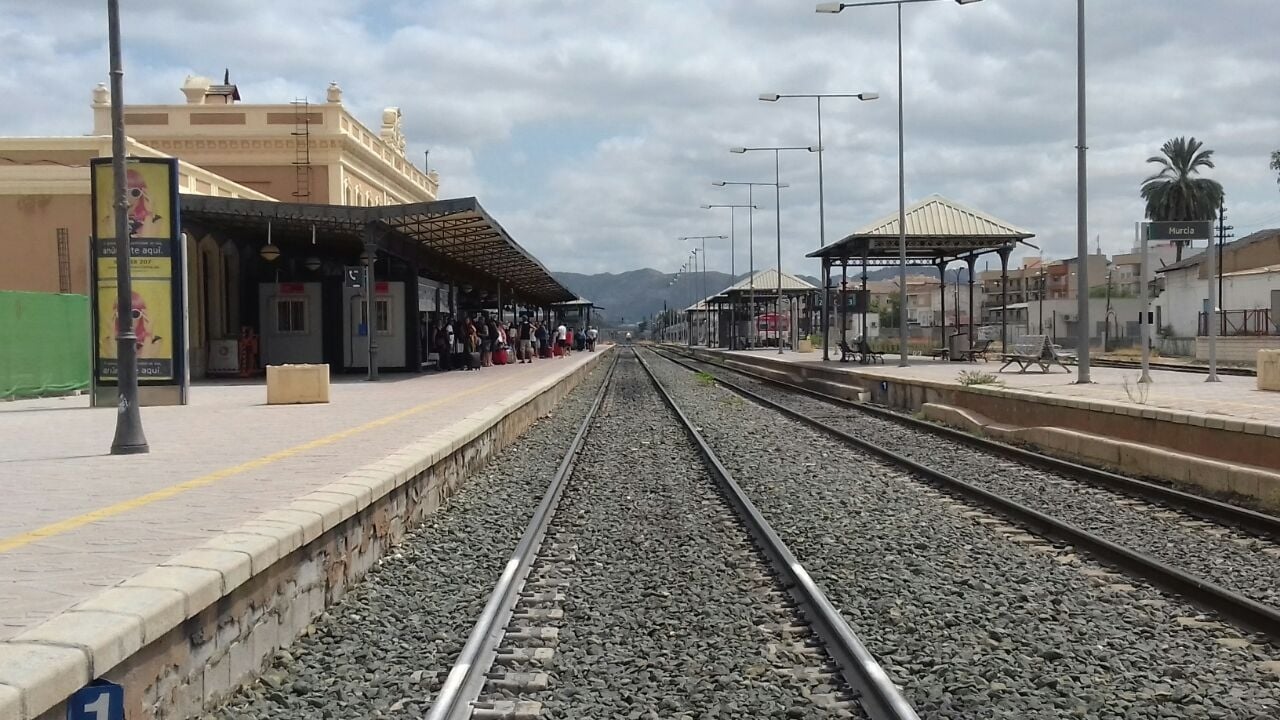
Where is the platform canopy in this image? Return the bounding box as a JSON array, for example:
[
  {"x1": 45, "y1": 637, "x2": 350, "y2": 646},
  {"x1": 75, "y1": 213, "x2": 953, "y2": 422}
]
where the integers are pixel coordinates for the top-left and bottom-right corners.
[
  {"x1": 808, "y1": 194, "x2": 1034, "y2": 266},
  {"x1": 709, "y1": 268, "x2": 817, "y2": 303},
  {"x1": 182, "y1": 195, "x2": 576, "y2": 305}
]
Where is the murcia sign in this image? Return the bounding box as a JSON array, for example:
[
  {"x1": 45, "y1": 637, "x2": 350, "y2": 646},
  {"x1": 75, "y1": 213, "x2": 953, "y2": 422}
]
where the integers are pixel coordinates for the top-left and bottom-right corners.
[{"x1": 1148, "y1": 221, "x2": 1212, "y2": 241}]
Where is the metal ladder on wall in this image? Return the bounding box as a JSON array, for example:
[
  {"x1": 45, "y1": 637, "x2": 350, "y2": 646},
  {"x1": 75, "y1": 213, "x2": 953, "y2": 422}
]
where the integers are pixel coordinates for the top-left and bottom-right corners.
[{"x1": 291, "y1": 98, "x2": 312, "y2": 201}]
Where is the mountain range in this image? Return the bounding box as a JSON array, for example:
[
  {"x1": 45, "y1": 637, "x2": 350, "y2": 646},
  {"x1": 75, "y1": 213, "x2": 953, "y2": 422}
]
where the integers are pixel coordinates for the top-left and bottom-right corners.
[{"x1": 552, "y1": 267, "x2": 914, "y2": 325}]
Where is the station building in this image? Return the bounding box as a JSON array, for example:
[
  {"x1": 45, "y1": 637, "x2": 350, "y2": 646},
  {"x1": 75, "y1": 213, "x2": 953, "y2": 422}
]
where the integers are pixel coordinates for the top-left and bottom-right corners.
[{"x1": 0, "y1": 74, "x2": 575, "y2": 379}]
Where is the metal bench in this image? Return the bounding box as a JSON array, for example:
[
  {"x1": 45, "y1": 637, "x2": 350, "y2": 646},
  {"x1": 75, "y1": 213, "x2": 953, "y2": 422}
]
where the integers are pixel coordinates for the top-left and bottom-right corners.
[
  {"x1": 838, "y1": 339, "x2": 884, "y2": 365},
  {"x1": 999, "y1": 335, "x2": 1070, "y2": 373},
  {"x1": 954, "y1": 338, "x2": 994, "y2": 363}
]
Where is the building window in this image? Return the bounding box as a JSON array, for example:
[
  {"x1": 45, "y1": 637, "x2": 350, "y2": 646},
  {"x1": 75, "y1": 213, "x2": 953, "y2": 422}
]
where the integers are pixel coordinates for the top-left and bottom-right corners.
[
  {"x1": 358, "y1": 299, "x2": 393, "y2": 334},
  {"x1": 375, "y1": 298, "x2": 391, "y2": 334},
  {"x1": 276, "y1": 298, "x2": 308, "y2": 334}
]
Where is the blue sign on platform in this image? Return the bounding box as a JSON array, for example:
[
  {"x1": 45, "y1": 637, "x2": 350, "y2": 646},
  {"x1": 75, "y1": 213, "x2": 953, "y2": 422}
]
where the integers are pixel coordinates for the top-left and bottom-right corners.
[{"x1": 68, "y1": 680, "x2": 124, "y2": 720}]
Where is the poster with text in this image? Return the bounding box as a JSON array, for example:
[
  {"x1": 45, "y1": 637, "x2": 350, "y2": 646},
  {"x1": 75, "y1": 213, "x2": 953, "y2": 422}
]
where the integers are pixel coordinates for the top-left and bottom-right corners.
[{"x1": 90, "y1": 157, "x2": 183, "y2": 384}]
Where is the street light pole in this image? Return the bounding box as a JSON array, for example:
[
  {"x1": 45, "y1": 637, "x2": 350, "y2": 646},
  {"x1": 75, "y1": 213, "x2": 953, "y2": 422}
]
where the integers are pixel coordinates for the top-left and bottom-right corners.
[
  {"x1": 1074, "y1": 0, "x2": 1091, "y2": 383},
  {"x1": 816, "y1": 0, "x2": 984, "y2": 365},
  {"x1": 728, "y1": 148, "x2": 815, "y2": 353},
  {"x1": 714, "y1": 181, "x2": 778, "y2": 349},
  {"x1": 703, "y1": 204, "x2": 755, "y2": 349},
  {"x1": 107, "y1": 0, "x2": 148, "y2": 455}
]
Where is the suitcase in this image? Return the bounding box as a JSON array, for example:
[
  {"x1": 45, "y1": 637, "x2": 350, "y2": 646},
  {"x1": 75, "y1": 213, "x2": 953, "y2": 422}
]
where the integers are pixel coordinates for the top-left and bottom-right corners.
[
  {"x1": 495, "y1": 348, "x2": 509, "y2": 365},
  {"x1": 539, "y1": 345, "x2": 552, "y2": 359},
  {"x1": 468, "y1": 351, "x2": 481, "y2": 370},
  {"x1": 553, "y1": 345, "x2": 564, "y2": 357}
]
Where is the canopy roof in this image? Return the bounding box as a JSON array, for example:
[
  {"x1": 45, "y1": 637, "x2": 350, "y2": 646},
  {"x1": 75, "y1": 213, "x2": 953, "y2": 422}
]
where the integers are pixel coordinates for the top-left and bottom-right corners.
[
  {"x1": 182, "y1": 196, "x2": 576, "y2": 305},
  {"x1": 809, "y1": 194, "x2": 1034, "y2": 265},
  {"x1": 709, "y1": 268, "x2": 816, "y2": 303},
  {"x1": 551, "y1": 297, "x2": 603, "y2": 309}
]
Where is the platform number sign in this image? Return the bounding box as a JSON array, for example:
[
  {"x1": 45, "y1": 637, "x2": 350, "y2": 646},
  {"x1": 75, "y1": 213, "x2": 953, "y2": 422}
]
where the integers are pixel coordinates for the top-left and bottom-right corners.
[{"x1": 68, "y1": 680, "x2": 124, "y2": 720}]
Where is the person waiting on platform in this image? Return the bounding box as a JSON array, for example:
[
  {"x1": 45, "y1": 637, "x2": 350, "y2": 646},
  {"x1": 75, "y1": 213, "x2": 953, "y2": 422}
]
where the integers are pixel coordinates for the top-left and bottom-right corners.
[
  {"x1": 518, "y1": 315, "x2": 534, "y2": 363},
  {"x1": 555, "y1": 322, "x2": 568, "y2": 357},
  {"x1": 587, "y1": 326, "x2": 598, "y2": 352},
  {"x1": 565, "y1": 326, "x2": 574, "y2": 356}
]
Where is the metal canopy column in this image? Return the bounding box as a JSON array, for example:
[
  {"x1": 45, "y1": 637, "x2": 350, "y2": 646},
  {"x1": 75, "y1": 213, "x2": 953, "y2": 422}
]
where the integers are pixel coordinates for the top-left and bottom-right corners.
[
  {"x1": 935, "y1": 259, "x2": 947, "y2": 354},
  {"x1": 966, "y1": 255, "x2": 977, "y2": 348},
  {"x1": 997, "y1": 246, "x2": 1012, "y2": 351},
  {"x1": 860, "y1": 246, "x2": 869, "y2": 341},
  {"x1": 822, "y1": 257, "x2": 831, "y2": 361}
]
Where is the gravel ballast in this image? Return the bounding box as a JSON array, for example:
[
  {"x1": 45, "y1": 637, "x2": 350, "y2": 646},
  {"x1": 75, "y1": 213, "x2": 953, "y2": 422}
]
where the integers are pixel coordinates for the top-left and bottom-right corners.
[
  {"x1": 212, "y1": 359, "x2": 612, "y2": 720},
  {"x1": 509, "y1": 351, "x2": 864, "y2": 719},
  {"x1": 678, "y1": 352, "x2": 1280, "y2": 610},
  {"x1": 643, "y1": 349, "x2": 1280, "y2": 720}
]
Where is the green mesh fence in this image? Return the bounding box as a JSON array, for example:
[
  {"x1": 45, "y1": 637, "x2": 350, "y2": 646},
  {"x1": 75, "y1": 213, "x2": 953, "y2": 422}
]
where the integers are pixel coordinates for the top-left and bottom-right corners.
[{"x1": 0, "y1": 291, "x2": 91, "y2": 399}]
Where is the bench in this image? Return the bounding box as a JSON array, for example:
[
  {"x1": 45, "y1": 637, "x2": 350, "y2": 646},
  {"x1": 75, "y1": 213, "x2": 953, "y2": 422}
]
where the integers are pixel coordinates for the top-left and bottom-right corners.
[
  {"x1": 838, "y1": 339, "x2": 885, "y2": 365},
  {"x1": 999, "y1": 335, "x2": 1070, "y2": 373},
  {"x1": 954, "y1": 338, "x2": 994, "y2": 363}
]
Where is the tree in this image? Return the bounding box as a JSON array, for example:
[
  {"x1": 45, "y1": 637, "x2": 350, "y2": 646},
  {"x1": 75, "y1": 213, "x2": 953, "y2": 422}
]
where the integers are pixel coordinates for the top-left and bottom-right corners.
[
  {"x1": 876, "y1": 296, "x2": 901, "y2": 330},
  {"x1": 1140, "y1": 137, "x2": 1225, "y2": 262}
]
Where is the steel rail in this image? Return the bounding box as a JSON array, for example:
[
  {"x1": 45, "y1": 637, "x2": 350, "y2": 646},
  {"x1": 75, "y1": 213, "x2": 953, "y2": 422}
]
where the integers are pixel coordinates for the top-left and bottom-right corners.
[
  {"x1": 633, "y1": 348, "x2": 922, "y2": 720},
  {"x1": 649, "y1": 348, "x2": 1280, "y2": 641},
  {"x1": 425, "y1": 350, "x2": 620, "y2": 720},
  {"x1": 657, "y1": 348, "x2": 1280, "y2": 540},
  {"x1": 1090, "y1": 358, "x2": 1255, "y2": 377}
]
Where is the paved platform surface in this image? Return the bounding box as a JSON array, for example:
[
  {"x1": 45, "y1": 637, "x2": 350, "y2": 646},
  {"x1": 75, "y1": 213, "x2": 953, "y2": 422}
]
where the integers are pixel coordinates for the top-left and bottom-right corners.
[
  {"x1": 0, "y1": 352, "x2": 601, "y2": 641},
  {"x1": 710, "y1": 348, "x2": 1280, "y2": 426}
]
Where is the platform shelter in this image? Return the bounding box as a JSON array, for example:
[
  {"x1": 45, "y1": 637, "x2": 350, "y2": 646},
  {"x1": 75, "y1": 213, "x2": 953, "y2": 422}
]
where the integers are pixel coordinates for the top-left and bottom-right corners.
[
  {"x1": 181, "y1": 195, "x2": 575, "y2": 374},
  {"x1": 704, "y1": 269, "x2": 818, "y2": 350},
  {"x1": 808, "y1": 195, "x2": 1035, "y2": 361}
]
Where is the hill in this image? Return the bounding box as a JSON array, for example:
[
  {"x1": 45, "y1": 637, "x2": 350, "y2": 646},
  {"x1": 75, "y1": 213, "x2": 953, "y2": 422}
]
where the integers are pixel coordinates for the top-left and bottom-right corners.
[{"x1": 551, "y1": 266, "x2": 971, "y2": 325}]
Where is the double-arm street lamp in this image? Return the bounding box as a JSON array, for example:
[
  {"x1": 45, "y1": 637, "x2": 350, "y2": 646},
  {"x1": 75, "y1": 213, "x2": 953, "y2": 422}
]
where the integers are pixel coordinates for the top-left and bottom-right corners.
[
  {"x1": 758, "y1": 92, "x2": 878, "y2": 251},
  {"x1": 681, "y1": 236, "x2": 727, "y2": 346},
  {"x1": 701, "y1": 203, "x2": 756, "y2": 349},
  {"x1": 818, "y1": 0, "x2": 983, "y2": 366},
  {"x1": 712, "y1": 180, "x2": 786, "y2": 349},
  {"x1": 730, "y1": 146, "x2": 817, "y2": 353}
]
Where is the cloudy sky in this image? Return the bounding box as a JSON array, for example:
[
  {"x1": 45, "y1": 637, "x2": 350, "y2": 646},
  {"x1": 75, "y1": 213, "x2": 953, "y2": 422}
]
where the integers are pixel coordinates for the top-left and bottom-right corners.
[{"x1": 3, "y1": 0, "x2": 1279, "y2": 278}]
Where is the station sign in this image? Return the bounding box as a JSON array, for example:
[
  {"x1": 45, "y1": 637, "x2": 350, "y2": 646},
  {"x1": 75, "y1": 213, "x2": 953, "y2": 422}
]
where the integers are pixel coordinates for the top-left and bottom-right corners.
[
  {"x1": 343, "y1": 266, "x2": 365, "y2": 288},
  {"x1": 1148, "y1": 221, "x2": 1212, "y2": 241},
  {"x1": 68, "y1": 679, "x2": 124, "y2": 720}
]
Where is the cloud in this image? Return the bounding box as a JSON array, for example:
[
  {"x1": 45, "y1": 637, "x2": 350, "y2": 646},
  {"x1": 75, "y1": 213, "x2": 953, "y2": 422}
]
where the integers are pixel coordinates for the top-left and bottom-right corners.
[{"x1": 1, "y1": 0, "x2": 1278, "y2": 280}]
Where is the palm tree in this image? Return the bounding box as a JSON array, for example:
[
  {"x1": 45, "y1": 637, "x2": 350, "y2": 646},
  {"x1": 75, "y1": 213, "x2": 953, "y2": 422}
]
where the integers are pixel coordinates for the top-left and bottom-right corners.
[{"x1": 1140, "y1": 137, "x2": 1225, "y2": 261}]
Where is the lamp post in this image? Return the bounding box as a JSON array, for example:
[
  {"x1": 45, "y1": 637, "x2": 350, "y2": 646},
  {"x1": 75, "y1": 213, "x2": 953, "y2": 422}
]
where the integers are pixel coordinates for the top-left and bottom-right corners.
[
  {"x1": 818, "y1": 0, "x2": 983, "y2": 366},
  {"x1": 702, "y1": 204, "x2": 755, "y2": 349},
  {"x1": 757, "y1": 92, "x2": 879, "y2": 251},
  {"x1": 106, "y1": 0, "x2": 148, "y2": 454},
  {"x1": 713, "y1": 181, "x2": 786, "y2": 349},
  {"x1": 681, "y1": 236, "x2": 728, "y2": 347},
  {"x1": 730, "y1": 146, "x2": 817, "y2": 353}
]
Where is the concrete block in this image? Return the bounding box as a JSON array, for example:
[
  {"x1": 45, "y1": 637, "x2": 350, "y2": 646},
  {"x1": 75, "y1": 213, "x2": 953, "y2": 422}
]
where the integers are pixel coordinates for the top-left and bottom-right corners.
[
  {"x1": 0, "y1": 643, "x2": 90, "y2": 720},
  {"x1": 202, "y1": 649, "x2": 232, "y2": 703},
  {"x1": 320, "y1": 482, "x2": 376, "y2": 511},
  {"x1": 228, "y1": 639, "x2": 257, "y2": 688},
  {"x1": 1186, "y1": 459, "x2": 1235, "y2": 495},
  {"x1": 1229, "y1": 466, "x2": 1264, "y2": 500},
  {"x1": 265, "y1": 364, "x2": 330, "y2": 405},
  {"x1": 235, "y1": 521, "x2": 305, "y2": 556},
  {"x1": 163, "y1": 548, "x2": 253, "y2": 596},
  {"x1": 119, "y1": 565, "x2": 223, "y2": 621},
  {"x1": 288, "y1": 499, "x2": 346, "y2": 532},
  {"x1": 252, "y1": 509, "x2": 325, "y2": 545},
  {"x1": 0, "y1": 684, "x2": 20, "y2": 720},
  {"x1": 12, "y1": 610, "x2": 143, "y2": 679},
  {"x1": 1258, "y1": 472, "x2": 1280, "y2": 509},
  {"x1": 1076, "y1": 433, "x2": 1122, "y2": 466},
  {"x1": 73, "y1": 586, "x2": 185, "y2": 645},
  {"x1": 201, "y1": 532, "x2": 282, "y2": 576},
  {"x1": 1260, "y1": 350, "x2": 1280, "y2": 392}
]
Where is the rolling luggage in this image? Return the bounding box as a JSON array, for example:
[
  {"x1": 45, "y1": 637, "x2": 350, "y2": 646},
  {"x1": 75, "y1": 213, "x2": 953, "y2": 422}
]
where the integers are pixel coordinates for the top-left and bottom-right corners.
[
  {"x1": 495, "y1": 347, "x2": 509, "y2": 365},
  {"x1": 539, "y1": 345, "x2": 552, "y2": 359},
  {"x1": 468, "y1": 351, "x2": 482, "y2": 370}
]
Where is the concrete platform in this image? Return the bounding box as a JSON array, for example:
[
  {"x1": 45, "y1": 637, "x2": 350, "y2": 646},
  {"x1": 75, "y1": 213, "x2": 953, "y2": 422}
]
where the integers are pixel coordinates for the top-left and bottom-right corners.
[
  {"x1": 680, "y1": 346, "x2": 1280, "y2": 506},
  {"x1": 0, "y1": 348, "x2": 610, "y2": 719}
]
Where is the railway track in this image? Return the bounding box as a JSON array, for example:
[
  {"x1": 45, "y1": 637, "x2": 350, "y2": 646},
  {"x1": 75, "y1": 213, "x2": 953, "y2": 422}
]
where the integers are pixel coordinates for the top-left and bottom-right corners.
[
  {"x1": 426, "y1": 349, "x2": 916, "y2": 720},
  {"x1": 654, "y1": 346, "x2": 1280, "y2": 640},
  {"x1": 1090, "y1": 357, "x2": 1256, "y2": 377}
]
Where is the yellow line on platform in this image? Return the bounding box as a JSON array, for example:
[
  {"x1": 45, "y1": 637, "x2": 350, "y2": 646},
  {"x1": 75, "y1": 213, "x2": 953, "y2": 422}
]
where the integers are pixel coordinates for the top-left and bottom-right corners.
[{"x1": 0, "y1": 365, "x2": 549, "y2": 554}]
